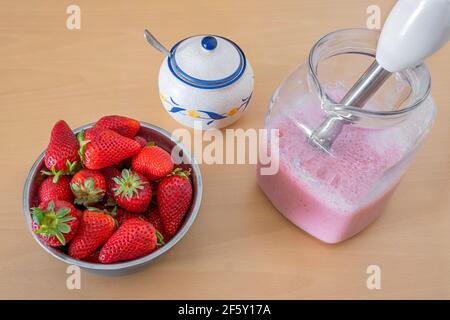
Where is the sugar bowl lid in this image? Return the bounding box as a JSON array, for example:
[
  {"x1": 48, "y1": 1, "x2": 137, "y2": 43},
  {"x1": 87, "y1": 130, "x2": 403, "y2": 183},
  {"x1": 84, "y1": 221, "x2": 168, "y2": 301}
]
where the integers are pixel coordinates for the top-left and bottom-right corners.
[{"x1": 168, "y1": 35, "x2": 247, "y2": 89}]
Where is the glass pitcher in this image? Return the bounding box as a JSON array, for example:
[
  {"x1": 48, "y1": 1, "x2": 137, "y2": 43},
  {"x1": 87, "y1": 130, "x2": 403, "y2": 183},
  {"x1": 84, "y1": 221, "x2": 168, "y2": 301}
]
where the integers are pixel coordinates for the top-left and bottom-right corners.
[{"x1": 257, "y1": 28, "x2": 436, "y2": 243}]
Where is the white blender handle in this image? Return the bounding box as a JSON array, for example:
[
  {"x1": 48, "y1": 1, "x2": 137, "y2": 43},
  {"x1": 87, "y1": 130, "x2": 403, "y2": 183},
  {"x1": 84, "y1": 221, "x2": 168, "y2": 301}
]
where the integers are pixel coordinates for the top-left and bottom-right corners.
[
  {"x1": 309, "y1": 0, "x2": 450, "y2": 151},
  {"x1": 377, "y1": 0, "x2": 450, "y2": 72}
]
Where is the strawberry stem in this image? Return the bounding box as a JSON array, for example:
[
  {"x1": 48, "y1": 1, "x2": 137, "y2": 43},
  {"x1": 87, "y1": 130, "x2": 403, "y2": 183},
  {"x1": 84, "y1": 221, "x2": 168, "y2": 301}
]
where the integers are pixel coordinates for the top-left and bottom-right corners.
[
  {"x1": 167, "y1": 167, "x2": 191, "y2": 179},
  {"x1": 105, "y1": 197, "x2": 117, "y2": 207},
  {"x1": 31, "y1": 201, "x2": 75, "y2": 245},
  {"x1": 70, "y1": 177, "x2": 105, "y2": 206},
  {"x1": 155, "y1": 230, "x2": 165, "y2": 246},
  {"x1": 112, "y1": 169, "x2": 147, "y2": 200},
  {"x1": 77, "y1": 130, "x2": 90, "y2": 165},
  {"x1": 65, "y1": 160, "x2": 81, "y2": 175},
  {"x1": 40, "y1": 160, "x2": 80, "y2": 183}
]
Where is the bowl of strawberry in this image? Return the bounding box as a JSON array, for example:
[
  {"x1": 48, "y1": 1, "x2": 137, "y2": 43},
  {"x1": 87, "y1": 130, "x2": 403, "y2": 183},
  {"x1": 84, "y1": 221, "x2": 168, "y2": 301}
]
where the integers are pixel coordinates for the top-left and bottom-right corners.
[{"x1": 23, "y1": 115, "x2": 202, "y2": 275}]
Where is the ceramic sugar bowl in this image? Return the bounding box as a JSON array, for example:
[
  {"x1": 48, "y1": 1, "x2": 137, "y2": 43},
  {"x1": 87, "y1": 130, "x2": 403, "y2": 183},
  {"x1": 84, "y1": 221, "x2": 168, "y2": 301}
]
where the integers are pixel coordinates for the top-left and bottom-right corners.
[{"x1": 145, "y1": 30, "x2": 254, "y2": 129}]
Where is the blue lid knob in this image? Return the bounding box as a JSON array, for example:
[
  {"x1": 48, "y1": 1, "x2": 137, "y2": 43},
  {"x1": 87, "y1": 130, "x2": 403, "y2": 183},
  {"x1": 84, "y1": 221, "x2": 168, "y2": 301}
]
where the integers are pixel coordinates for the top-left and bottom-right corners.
[{"x1": 201, "y1": 36, "x2": 217, "y2": 51}]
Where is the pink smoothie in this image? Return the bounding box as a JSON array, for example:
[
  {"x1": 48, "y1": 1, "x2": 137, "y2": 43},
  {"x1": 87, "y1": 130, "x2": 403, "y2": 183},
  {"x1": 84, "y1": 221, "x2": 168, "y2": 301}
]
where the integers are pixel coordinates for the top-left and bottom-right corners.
[{"x1": 257, "y1": 100, "x2": 409, "y2": 243}]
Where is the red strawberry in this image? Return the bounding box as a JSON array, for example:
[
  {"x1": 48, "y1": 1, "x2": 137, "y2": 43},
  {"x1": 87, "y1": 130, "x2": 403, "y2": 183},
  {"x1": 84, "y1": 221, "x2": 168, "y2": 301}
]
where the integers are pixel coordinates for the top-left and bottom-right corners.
[
  {"x1": 74, "y1": 208, "x2": 83, "y2": 220},
  {"x1": 38, "y1": 176, "x2": 74, "y2": 203},
  {"x1": 113, "y1": 207, "x2": 159, "y2": 226},
  {"x1": 112, "y1": 169, "x2": 152, "y2": 213},
  {"x1": 96, "y1": 115, "x2": 140, "y2": 138},
  {"x1": 99, "y1": 218, "x2": 163, "y2": 264},
  {"x1": 70, "y1": 168, "x2": 106, "y2": 206},
  {"x1": 78, "y1": 126, "x2": 141, "y2": 170},
  {"x1": 147, "y1": 206, "x2": 164, "y2": 235},
  {"x1": 114, "y1": 208, "x2": 143, "y2": 225},
  {"x1": 132, "y1": 145, "x2": 174, "y2": 181},
  {"x1": 31, "y1": 200, "x2": 79, "y2": 246},
  {"x1": 83, "y1": 251, "x2": 100, "y2": 263},
  {"x1": 157, "y1": 168, "x2": 193, "y2": 239},
  {"x1": 42, "y1": 120, "x2": 80, "y2": 182},
  {"x1": 134, "y1": 136, "x2": 147, "y2": 147},
  {"x1": 100, "y1": 166, "x2": 121, "y2": 198},
  {"x1": 68, "y1": 209, "x2": 117, "y2": 259}
]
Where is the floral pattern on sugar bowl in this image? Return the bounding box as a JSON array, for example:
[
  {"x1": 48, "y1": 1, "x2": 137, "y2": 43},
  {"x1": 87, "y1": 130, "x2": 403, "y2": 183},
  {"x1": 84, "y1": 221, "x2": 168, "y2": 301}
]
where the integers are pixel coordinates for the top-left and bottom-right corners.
[
  {"x1": 160, "y1": 92, "x2": 253, "y2": 126},
  {"x1": 157, "y1": 34, "x2": 254, "y2": 129}
]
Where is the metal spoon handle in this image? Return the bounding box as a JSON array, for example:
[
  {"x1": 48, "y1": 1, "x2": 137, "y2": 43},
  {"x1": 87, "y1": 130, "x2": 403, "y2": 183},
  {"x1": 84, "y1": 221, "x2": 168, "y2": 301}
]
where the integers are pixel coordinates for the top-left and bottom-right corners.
[
  {"x1": 144, "y1": 29, "x2": 170, "y2": 57},
  {"x1": 308, "y1": 60, "x2": 392, "y2": 151}
]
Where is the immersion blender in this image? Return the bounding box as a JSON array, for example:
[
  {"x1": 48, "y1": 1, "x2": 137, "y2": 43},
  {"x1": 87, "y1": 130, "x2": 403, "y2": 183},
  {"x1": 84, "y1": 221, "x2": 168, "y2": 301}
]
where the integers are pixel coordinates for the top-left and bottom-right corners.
[{"x1": 308, "y1": 0, "x2": 450, "y2": 151}]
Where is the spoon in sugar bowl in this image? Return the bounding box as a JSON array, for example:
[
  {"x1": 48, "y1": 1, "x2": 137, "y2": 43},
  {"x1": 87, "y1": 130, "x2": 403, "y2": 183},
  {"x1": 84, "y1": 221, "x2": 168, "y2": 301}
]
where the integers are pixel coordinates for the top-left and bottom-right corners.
[{"x1": 144, "y1": 29, "x2": 171, "y2": 57}]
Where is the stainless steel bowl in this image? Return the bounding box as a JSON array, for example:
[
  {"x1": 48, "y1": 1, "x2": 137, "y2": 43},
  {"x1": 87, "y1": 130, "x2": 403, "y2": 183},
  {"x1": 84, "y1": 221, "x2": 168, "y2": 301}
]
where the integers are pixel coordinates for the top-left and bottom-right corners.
[{"x1": 23, "y1": 122, "x2": 202, "y2": 275}]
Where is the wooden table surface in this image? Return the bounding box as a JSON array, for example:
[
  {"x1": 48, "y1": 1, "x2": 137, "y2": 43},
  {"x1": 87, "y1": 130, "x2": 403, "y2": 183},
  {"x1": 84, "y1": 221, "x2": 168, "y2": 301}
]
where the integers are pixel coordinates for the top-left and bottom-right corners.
[{"x1": 1, "y1": 0, "x2": 449, "y2": 299}]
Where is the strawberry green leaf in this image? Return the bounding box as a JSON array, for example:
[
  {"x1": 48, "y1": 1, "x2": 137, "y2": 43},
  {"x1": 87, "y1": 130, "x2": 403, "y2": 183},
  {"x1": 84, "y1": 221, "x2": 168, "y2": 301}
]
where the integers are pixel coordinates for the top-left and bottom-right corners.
[
  {"x1": 168, "y1": 167, "x2": 191, "y2": 179},
  {"x1": 58, "y1": 216, "x2": 75, "y2": 223},
  {"x1": 47, "y1": 201, "x2": 55, "y2": 212},
  {"x1": 84, "y1": 178, "x2": 95, "y2": 189},
  {"x1": 31, "y1": 207, "x2": 45, "y2": 224},
  {"x1": 57, "y1": 223, "x2": 71, "y2": 234},
  {"x1": 86, "y1": 206, "x2": 104, "y2": 213},
  {"x1": 34, "y1": 226, "x2": 46, "y2": 235},
  {"x1": 55, "y1": 231, "x2": 66, "y2": 245},
  {"x1": 70, "y1": 182, "x2": 80, "y2": 192},
  {"x1": 113, "y1": 169, "x2": 147, "y2": 200},
  {"x1": 40, "y1": 166, "x2": 65, "y2": 183},
  {"x1": 71, "y1": 177, "x2": 105, "y2": 206},
  {"x1": 32, "y1": 202, "x2": 75, "y2": 245},
  {"x1": 41, "y1": 161, "x2": 78, "y2": 183},
  {"x1": 77, "y1": 130, "x2": 90, "y2": 164},
  {"x1": 156, "y1": 230, "x2": 165, "y2": 246},
  {"x1": 65, "y1": 160, "x2": 80, "y2": 175},
  {"x1": 56, "y1": 207, "x2": 70, "y2": 218}
]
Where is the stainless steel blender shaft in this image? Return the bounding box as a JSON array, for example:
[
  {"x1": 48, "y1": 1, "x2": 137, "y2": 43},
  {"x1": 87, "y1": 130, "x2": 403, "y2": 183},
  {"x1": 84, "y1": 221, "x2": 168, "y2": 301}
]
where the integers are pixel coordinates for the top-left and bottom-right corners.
[{"x1": 308, "y1": 60, "x2": 392, "y2": 151}]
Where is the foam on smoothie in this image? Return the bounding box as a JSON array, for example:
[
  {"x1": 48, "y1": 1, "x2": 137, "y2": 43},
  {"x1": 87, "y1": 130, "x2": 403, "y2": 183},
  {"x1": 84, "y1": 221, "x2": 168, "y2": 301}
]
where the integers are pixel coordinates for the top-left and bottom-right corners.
[{"x1": 267, "y1": 100, "x2": 405, "y2": 213}]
